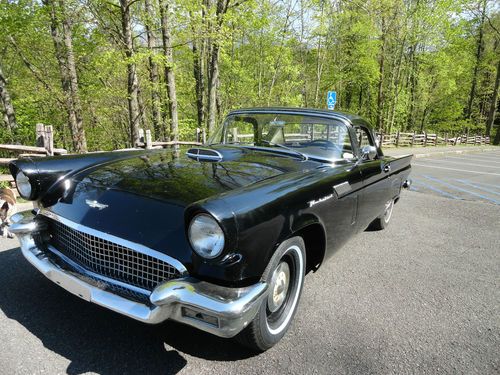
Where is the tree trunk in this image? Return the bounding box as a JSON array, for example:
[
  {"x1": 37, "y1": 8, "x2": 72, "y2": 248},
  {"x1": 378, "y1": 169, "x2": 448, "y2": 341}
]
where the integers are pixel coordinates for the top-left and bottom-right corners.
[
  {"x1": 406, "y1": 42, "x2": 419, "y2": 131},
  {"x1": 44, "y1": 0, "x2": 87, "y2": 152},
  {"x1": 494, "y1": 124, "x2": 500, "y2": 145},
  {"x1": 466, "y1": 0, "x2": 487, "y2": 119},
  {"x1": 144, "y1": 0, "x2": 163, "y2": 140},
  {"x1": 486, "y1": 58, "x2": 500, "y2": 136},
  {"x1": 191, "y1": 10, "x2": 205, "y2": 130},
  {"x1": 0, "y1": 63, "x2": 17, "y2": 132},
  {"x1": 59, "y1": 0, "x2": 86, "y2": 152},
  {"x1": 206, "y1": 0, "x2": 229, "y2": 134},
  {"x1": 207, "y1": 43, "x2": 220, "y2": 133},
  {"x1": 388, "y1": 35, "x2": 406, "y2": 133},
  {"x1": 313, "y1": 1, "x2": 325, "y2": 108},
  {"x1": 120, "y1": 0, "x2": 141, "y2": 146},
  {"x1": 159, "y1": 0, "x2": 179, "y2": 142},
  {"x1": 267, "y1": 0, "x2": 293, "y2": 106},
  {"x1": 376, "y1": 19, "x2": 386, "y2": 132}
]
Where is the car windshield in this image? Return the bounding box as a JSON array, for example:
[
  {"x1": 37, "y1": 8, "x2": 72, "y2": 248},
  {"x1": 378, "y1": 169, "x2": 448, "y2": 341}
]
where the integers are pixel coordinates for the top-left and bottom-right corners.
[{"x1": 209, "y1": 112, "x2": 355, "y2": 161}]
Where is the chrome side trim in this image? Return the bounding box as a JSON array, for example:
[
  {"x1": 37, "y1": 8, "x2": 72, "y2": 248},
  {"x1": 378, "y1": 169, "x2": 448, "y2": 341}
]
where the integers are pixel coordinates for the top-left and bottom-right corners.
[
  {"x1": 333, "y1": 181, "x2": 351, "y2": 196},
  {"x1": 39, "y1": 210, "x2": 188, "y2": 276}
]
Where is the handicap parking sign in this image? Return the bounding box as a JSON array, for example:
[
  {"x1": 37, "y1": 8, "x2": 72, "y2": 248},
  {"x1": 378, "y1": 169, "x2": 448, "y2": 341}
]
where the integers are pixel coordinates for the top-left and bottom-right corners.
[{"x1": 327, "y1": 91, "x2": 337, "y2": 110}]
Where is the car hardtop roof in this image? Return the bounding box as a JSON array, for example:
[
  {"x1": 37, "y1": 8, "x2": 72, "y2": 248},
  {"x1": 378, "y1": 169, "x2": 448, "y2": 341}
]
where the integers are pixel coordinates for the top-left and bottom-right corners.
[{"x1": 227, "y1": 107, "x2": 373, "y2": 128}]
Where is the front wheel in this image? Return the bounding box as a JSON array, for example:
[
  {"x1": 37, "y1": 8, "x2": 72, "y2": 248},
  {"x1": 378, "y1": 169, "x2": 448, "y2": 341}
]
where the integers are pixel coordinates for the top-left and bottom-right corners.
[{"x1": 236, "y1": 236, "x2": 306, "y2": 351}]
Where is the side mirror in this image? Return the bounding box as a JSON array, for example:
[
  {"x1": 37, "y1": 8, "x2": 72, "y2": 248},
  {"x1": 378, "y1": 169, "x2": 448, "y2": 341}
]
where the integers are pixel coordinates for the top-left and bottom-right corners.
[{"x1": 360, "y1": 145, "x2": 377, "y2": 161}]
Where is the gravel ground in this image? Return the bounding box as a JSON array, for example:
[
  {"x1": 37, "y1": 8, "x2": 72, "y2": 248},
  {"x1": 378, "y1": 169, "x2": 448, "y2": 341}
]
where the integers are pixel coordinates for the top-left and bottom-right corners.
[{"x1": 0, "y1": 189, "x2": 498, "y2": 374}]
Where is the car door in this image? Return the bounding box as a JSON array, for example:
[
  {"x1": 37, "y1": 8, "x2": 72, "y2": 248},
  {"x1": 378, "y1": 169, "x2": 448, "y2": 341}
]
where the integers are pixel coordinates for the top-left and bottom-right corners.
[
  {"x1": 354, "y1": 125, "x2": 393, "y2": 230},
  {"x1": 305, "y1": 121, "x2": 363, "y2": 254}
]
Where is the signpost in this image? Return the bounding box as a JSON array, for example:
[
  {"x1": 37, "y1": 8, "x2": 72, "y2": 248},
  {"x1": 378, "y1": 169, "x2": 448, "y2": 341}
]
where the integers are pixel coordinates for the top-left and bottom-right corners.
[{"x1": 327, "y1": 91, "x2": 337, "y2": 110}]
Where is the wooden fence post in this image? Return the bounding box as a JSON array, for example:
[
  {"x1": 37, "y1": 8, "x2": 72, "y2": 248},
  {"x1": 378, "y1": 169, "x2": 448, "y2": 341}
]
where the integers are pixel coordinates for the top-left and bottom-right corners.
[
  {"x1": 145, "y1": 129, "x2": 152, "y2": 149},
  {"x1": 35, "y1": 123, "x2": 54, "y2": 155},
  {"x1": 36, "y1": 123, "x2": 45, "y2": 148},
  {"x1": 231, "y1": 127, "x2": 238, "y2": 142},
  {"x1": 138, "y1": 128, "x2": 145, "y2": 146},
  {"x1": 45, "y1": 125, "x2": 54, "y2": 156},
  {"x1": 423, "y1": 132, "x2": 427, "y2": 147},
  {"x1": 395, "y1": 131, "x2": 400, "y2": 147}
]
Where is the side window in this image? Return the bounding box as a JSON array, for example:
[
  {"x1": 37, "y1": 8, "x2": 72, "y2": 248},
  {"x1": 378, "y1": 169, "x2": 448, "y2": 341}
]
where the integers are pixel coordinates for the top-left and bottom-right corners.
[{"x1": 355, "y1": 126, "x2": 374, "y2": 148}]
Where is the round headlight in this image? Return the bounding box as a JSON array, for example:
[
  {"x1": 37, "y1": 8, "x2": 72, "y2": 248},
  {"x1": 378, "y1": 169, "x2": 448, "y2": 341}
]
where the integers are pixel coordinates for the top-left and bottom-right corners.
[
  {"x1": 188, "y1": 214, "x2": 225, "y2": 259},
  {"x1": 16, "y1": 171, "x2": 32, "y2": 199}
]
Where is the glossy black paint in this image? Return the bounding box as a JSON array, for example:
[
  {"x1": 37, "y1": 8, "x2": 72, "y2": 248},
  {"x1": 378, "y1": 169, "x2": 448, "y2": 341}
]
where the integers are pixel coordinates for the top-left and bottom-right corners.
[{"x1": 10, "y1": 108, "x2": 412, "y2": 287}]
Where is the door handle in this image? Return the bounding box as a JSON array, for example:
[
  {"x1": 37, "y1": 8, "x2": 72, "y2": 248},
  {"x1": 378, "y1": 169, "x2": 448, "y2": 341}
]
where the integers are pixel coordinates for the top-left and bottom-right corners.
[{"x1": 383, "y1": 165, "x2": 391, "y2": 173}]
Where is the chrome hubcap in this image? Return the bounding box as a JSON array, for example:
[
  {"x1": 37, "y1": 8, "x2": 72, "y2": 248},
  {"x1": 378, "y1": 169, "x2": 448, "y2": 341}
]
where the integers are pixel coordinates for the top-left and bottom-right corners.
[
  {"x1": 384, "y1": 200, "x2": 394, "y2": 223},
  {"x1": 267, "y1": 261, "x2": 290, "y2": 313}
]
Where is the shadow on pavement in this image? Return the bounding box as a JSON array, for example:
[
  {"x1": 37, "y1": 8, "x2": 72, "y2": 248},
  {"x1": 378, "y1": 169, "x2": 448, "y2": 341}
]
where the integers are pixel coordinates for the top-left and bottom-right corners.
[{"x1": 0, "y1": 245, "x2": 257, "y2": 375}]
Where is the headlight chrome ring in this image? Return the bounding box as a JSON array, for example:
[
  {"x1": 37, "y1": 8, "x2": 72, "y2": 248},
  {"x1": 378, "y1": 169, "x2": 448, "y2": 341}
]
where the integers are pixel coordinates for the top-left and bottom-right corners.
[
  {"x1": 15, "y1": 171, "x2": 33, "y2": 199},
  {"x1": 188, "y1": 213, "x2": 225, "y2": 259}
]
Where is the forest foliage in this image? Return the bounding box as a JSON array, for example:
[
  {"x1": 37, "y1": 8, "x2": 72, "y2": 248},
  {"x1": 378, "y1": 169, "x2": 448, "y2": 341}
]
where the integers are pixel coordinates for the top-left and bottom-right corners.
[{"x1": 0, "y1": 0, "x2": 499, "y2": 151}]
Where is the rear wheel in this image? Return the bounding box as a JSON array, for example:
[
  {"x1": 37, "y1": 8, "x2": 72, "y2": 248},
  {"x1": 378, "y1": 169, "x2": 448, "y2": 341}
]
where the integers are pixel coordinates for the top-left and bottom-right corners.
[
  {"x1": 369, "y1": 198, "x2": 395, "y2": 230},
  {"x1": 236, "y1": 236, "x2": 306, "y2": 351}
]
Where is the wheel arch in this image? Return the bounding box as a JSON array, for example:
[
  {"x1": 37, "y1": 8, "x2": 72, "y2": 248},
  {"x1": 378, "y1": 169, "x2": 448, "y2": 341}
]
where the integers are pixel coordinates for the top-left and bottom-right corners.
[{"x1": 290, "y1": 222, "x2": 327, "y2": 274}]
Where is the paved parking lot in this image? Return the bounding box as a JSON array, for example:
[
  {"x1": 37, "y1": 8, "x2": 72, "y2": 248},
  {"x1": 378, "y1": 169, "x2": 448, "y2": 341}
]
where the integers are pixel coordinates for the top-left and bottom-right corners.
[
  {"x1": 409, "y1": 150, "x2": 500, "y2": 204},
  {"x1": 0, "y1": 150, "x2": 499, "y2": 374}
]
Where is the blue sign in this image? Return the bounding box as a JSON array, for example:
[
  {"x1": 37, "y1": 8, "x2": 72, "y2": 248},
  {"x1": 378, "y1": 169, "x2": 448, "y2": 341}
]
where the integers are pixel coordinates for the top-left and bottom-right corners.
[{"x1": 327, "y1": 91, "x2": 337, "y2": 110}]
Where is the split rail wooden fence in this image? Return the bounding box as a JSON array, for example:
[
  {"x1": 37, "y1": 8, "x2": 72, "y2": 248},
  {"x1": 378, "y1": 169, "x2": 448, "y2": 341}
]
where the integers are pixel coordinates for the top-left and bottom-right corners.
[
  {"x1": 376, "y1": 131, "x2": 491, "y2": 148},
  {"x1": 0, "y1": 125, "x2": 492, "y2": 185}
]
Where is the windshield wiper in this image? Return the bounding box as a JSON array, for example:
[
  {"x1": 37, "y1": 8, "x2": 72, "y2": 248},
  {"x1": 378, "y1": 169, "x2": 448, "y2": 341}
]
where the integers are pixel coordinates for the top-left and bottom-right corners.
[{"x1": 259, "y1": 140, "x2": 308, "y2": 161}]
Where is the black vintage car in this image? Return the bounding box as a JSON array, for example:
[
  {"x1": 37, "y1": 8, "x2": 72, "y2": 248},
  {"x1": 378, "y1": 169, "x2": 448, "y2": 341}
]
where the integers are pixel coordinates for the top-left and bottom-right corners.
[{"x1": 9, "y1": 108, "x2": 411, "y2": 351}]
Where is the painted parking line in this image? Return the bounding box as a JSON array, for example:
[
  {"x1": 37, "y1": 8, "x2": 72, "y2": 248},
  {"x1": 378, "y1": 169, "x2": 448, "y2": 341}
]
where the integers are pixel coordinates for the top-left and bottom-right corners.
[
  {"x1": 463, "y1": 181, "x2": 500, "y2": 189},
  {"x1": 465, "y1": 152, "x2": 500, "y2": 157},
  {"x1": 409, "y1": 185, "x2": 420, "y2": 192},
  {"x1": 412, "y1": 163, "x2": 500, "y2": 176},
  {"x1": 462, "y1": 155, "x2": 500, "y2": 162},
  {"x1": 455, "y1": 179, "x2": 500, "y2": 196},
  {"x1": 446, "y1": 156, "x2": 500, "y2": 164},
  {"x1": 422, "y1": 175, "x2": 500, "y2": 204},
  {"x1": 418, "y1": 158, "x2": 500, "y2": 169},
  {"x1": 411, "y1": 178, "x2": 461, "y2": 199}
]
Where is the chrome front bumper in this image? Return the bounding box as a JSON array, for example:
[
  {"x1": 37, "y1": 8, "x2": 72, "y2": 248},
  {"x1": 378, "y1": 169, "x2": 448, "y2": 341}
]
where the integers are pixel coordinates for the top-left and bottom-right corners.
[{"x1": 10, "y1": 210, "x2": 268, "y2": 338}]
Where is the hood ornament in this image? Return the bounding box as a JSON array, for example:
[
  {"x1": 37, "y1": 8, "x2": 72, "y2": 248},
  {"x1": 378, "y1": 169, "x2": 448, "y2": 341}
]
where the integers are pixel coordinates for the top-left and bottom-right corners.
[{"x1": 85, "y1": 199, "x2": 108, "y2": 210}]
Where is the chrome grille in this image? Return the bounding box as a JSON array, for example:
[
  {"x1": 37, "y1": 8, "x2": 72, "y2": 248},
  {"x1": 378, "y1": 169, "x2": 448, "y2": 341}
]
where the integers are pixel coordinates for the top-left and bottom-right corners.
[{"x1": 45, "y1": 217, "x2": 182, "y2": 291}]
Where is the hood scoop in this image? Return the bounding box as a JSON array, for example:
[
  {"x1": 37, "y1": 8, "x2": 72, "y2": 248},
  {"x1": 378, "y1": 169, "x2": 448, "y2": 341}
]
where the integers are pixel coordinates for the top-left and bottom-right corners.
[{"x1": 186, "y1": 148, "x2": 223, "y2": 162}]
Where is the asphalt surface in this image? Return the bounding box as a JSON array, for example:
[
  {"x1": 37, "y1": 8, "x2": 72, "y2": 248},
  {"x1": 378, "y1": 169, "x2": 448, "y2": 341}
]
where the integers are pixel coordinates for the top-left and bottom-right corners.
[
  {"x1": 0, "y1": 155, "x2": 499, "y2": 374},
  {"x1": 409, "y1": 150, "x2": 500, "y2": 205}
]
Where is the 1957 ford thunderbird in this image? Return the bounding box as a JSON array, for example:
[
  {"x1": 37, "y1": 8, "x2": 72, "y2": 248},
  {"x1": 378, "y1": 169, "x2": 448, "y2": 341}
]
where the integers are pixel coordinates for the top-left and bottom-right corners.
[{"x1": 9, "y1": 108, "x2": 411, "y2": 351}]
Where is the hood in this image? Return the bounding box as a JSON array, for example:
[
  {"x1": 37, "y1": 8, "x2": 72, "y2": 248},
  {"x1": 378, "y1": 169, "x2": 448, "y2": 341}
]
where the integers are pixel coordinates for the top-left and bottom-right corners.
[
  {"x1": 38, "y1": 146, "x2": 319, "y2": 268},
  {"x1": 67, "y1": 146, "x2": 318, "y2": 206}
]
